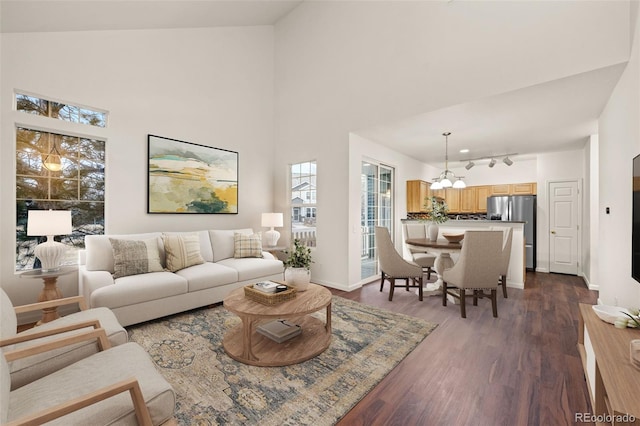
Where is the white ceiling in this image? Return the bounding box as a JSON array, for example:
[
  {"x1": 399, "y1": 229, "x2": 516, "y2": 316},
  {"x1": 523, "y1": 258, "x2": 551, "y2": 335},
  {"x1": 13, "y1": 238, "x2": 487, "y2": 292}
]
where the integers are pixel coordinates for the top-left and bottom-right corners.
[
  {"x1": 0, "y1": 0, "x2": 303, "y2": 33},
  {"x1": 1, "y1": 0, "x2": 628, "y2": 168},
  {"x1": 355, "y1": 62, "x2": 627, "y2": 167}
]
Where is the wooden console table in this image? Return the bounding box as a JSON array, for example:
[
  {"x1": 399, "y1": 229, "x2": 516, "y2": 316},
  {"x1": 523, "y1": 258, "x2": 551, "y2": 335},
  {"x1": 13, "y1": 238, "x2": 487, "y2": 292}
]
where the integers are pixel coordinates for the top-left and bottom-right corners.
[{"x1": 577, "y1": 303, "x2": 640, "y2": 425}]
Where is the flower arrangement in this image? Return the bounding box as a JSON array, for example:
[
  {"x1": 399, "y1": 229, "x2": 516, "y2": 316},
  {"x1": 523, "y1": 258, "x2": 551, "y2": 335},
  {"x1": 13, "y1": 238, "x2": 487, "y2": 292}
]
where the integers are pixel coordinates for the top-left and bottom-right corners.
[
  {"x1": 618, "y1": 308, "x2": 640, "y2": 329},
  {"x1": 423, "y1": 196, "x2": 449, "y2": 224},
  {"x1": 283, "y1": 238, "x2": 313, "y2": 270}
]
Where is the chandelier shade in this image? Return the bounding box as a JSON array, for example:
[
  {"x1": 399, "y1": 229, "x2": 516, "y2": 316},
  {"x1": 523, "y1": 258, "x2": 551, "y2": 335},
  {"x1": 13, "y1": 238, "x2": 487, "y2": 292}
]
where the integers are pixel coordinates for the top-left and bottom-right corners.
[{"x1": 431, "y1": 132, "x2": 466, "y2": 189}]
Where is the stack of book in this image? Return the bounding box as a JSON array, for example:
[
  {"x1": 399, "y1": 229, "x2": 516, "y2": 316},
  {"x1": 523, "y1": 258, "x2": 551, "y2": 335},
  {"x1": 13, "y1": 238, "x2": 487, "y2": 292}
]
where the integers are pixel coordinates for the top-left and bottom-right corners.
[
  {"x1": 253, "y1": 281, "x2": 280, "y2": 293},
  {"x1": 256, "y1": 319, "x2": 302, "y2": 343}
]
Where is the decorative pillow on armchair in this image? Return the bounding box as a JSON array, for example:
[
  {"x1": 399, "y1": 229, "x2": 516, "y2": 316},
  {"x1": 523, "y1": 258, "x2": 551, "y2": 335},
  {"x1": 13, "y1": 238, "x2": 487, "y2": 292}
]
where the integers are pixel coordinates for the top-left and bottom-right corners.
[
  {"x1": 162, "y1": 233, "x2": 205, "y2": 272},
  {"x1": 109, "y1": 238, "x2": 164, "y2": 279},
  {"x1": 233, "y1": 232, "x2": 263, "y2": 258}
]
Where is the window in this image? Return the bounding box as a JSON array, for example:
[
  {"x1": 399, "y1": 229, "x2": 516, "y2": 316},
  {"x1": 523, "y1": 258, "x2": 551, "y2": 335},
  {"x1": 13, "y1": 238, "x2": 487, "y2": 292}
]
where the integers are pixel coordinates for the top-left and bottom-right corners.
[
  {"x1": 15, "y1": 93, "x2": 107, "y2": 271},
  {"x1": 16, "y1": 93, "x2": 107, "y2": 127},
  {"x1": 290, "y1": 161, "x2": 316, "y2": 248}
]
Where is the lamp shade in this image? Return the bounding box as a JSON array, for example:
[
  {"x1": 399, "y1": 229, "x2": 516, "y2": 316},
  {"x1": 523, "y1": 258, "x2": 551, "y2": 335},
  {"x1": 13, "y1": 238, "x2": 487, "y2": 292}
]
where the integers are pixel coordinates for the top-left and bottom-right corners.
[
  {"x1": 261, "y1": 213, "x2": 283, "y2": 228},
  {"x1": 27, "y1": 210, "x2": 72, "y2": 236}
]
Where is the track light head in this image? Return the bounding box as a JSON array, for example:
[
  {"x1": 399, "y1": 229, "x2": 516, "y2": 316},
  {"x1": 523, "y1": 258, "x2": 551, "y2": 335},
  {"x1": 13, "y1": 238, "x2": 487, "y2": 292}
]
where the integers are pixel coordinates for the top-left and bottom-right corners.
[
  {"x1": 503, "y1": 156, "x2": 513, "y2": 166},
  {"x1": 465, "y1": 161, "x2": 475, "y2": 170},
  {"x1": 488, "y1": 158, "x2": 497, "y2": 168}
]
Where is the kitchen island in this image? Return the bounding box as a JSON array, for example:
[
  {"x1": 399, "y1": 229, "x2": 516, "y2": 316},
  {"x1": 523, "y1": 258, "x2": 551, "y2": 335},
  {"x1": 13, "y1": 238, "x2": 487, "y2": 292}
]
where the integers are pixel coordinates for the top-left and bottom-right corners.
[{"x1": 401, "y1": 219, "x2": 526, "y2": 289}]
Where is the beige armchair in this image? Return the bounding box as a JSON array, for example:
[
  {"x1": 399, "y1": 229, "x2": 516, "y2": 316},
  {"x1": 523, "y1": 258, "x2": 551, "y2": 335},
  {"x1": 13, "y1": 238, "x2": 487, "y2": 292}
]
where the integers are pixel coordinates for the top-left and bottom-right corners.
[
  {"x1": 375, "y1": 227, "x2": 424, "y2": 301},
  {"x1": 490, "y1": 226, "x2": 513, "y2": 298},
  {"x1": 442, "y1": 231, "x2": 504, "y2": 318},
  {"x1": 0, "y1": 289, "x2": 127, "y2": 389},
  {"x1": 1, "y1": 328, "x2": 176, "y2": 425}
]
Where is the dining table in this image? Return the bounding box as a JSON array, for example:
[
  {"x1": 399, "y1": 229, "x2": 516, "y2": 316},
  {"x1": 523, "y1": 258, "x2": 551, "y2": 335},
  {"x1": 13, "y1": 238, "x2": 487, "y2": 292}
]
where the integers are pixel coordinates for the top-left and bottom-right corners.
[{"x1": 404, "y1": 238, "x2": 463, "y2": 296}]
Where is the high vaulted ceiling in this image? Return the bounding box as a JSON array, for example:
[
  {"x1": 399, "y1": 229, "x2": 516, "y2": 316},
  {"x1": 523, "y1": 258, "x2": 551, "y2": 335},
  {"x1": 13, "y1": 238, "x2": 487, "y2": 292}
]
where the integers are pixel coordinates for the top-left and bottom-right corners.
[
  {"x1": 1, "y1": 0, "x2": 631, "y2": 168},
  {"x1": 0, "y1": 0, "x2": 303, "y2": 33}
]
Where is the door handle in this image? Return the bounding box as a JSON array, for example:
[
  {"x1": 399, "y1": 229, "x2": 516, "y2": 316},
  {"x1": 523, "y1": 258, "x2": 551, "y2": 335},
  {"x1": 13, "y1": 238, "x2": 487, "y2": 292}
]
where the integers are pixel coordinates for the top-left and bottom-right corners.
[{"x1": 551, "y1": 231, "x2": 556, "y2": 234}]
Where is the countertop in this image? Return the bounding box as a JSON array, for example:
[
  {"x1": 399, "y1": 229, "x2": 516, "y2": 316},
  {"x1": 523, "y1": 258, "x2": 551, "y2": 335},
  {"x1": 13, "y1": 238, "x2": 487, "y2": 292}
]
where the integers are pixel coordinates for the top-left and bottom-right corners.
[{"x1": 401, "y1": 219, "x2": 526, "y2": 224}]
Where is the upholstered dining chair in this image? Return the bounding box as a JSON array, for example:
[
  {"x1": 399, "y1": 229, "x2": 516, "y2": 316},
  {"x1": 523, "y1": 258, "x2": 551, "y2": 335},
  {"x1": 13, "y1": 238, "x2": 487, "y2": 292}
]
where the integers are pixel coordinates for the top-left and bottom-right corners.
[
  {"x1": 490, "y1": 226, "x2": 513, "y2": 298},
  {"x1": 402, "y1": 223, "x2": 435, "y2": 279},
  {"x1": 442, "y1": 230, "x2": 503, "y2": 318},
  {"x1": 0, "y1": 289, "x2": 127, "y2": 389},
  {"x1": 375, "y1": 227, "x2": 424, "y2": 301}
]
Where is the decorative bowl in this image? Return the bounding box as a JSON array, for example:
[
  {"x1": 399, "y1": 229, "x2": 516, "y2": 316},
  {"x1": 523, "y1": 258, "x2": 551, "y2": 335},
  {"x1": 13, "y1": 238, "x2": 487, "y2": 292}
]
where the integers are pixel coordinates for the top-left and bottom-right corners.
[
  {"x1": 592, "y1": 305, "x2": 630, "y2": 324},
  {"x1": 442, "y1": 233, "x2": 464, "y2": 243}
]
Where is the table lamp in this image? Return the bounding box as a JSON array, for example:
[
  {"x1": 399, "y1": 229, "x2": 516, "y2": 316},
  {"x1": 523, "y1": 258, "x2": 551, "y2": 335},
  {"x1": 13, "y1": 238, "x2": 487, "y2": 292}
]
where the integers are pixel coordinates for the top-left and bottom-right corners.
[
  {"x1": 262, "y1": 212, "x2": 283, "y2": 247},
  {"x1": 27, "y1": 210, "x2": 72, "y2": 272}
]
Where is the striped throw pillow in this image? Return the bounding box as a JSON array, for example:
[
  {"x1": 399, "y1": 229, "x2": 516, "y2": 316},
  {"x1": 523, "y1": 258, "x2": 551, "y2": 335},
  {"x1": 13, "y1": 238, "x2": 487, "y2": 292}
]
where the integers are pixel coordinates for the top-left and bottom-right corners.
[{"x1": 162, "y1": 233, "x2": 205, "y2": 272}]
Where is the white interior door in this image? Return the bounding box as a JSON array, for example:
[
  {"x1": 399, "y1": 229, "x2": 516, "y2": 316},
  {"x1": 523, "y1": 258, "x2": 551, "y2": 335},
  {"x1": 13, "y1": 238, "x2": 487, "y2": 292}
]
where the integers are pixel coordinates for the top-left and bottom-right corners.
[{"x1": 549, "y1": 180, "x2": 579, "y2": 275}]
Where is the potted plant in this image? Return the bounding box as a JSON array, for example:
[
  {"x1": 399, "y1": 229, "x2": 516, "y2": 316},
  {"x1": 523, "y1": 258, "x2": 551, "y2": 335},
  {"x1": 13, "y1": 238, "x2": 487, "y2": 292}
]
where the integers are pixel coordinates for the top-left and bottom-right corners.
[
  {"x1": 423, "y1": 196, "x2": 449, "y2": 241},
  {"x1": 283, "y1": 238, "x2": 313, "y2": 291}
]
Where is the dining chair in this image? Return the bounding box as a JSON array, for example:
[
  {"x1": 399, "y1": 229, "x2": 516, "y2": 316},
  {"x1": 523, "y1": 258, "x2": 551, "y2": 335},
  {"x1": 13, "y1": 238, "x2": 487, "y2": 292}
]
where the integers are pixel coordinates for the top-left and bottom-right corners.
[
  {"x1": 402, "y1": 223, "x2": 435, "y2": 279},
  {"x1": 490, "y1": 226, "x2": 513, "y2": 298},
  {"x1": 442, "y1": 230, "x2": 503, "y2": 318},
  {"x1": 0, "y1": 289, "x2": 128, "y2": 390},
  {"x1": 375, "y1": 227, "x2": 424, "y2": 301}
]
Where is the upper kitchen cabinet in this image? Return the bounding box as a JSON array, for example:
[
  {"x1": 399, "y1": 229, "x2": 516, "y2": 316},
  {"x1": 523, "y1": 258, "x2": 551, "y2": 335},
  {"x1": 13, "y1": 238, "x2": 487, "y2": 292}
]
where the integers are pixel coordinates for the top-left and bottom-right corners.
[
  {"x1": 511, "y1": 182, "x2": 537, "y2": 195},
  {"x1": 459, "y1": 187, "x2": 476, "y2": 213},
  {"x1": 406, "y1": 180, "x2": 429, "y2": 212},
  {"x1": 444, "y1": 188, "x2": 461, "y2": 213},
  {"x1": 475, "y1": 186, "x2": 491, "y2": 213},
  {"x1": 491, "y1": 184, "x2": 511, "y2": 196}
]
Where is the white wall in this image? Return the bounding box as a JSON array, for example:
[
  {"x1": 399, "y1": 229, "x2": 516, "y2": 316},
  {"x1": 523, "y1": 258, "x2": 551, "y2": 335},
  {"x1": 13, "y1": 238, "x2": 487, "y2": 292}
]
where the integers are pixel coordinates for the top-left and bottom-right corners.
[
  {"x1": 275, "y1": 1, "x2": 628, "y2": 289},
  {"x1": 1, "y1": 27, "x2": 276, "y2": 315},
  {"x1": 597, "y1": 2, "x2": 640, "y2": 308}
]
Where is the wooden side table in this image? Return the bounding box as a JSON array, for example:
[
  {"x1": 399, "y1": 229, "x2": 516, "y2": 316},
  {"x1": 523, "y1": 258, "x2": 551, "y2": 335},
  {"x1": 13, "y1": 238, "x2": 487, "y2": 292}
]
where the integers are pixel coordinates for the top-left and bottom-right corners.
[{"x1": 20, "y1": 266, "x2": 77, "y2": 324}]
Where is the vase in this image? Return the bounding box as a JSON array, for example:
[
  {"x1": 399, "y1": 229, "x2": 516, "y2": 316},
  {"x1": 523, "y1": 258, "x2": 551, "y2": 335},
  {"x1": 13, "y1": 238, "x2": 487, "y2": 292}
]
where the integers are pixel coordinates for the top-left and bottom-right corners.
[
  {"x1": 428, "y1": 223, "x2": 439, "y2": 241},
  {"x1": 284, "y1": 267, "x2": 310, "y2": 291}
]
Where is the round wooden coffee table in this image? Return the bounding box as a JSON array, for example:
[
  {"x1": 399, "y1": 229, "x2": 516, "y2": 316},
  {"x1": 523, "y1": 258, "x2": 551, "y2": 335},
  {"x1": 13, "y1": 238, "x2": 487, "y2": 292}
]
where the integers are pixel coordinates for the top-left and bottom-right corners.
[{"x1": 223, "y1": 283, "x2": 332, "y2": 366}]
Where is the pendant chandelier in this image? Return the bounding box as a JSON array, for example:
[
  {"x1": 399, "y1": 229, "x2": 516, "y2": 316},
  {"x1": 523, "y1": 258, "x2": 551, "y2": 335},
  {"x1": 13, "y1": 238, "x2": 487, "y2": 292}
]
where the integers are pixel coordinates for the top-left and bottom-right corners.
[
  {"x1": 430, "y1": 132, "x2": 466, "y2": 190},
  {"x1": 43, "y1": 139, "x2": 63, "y2": 172}
]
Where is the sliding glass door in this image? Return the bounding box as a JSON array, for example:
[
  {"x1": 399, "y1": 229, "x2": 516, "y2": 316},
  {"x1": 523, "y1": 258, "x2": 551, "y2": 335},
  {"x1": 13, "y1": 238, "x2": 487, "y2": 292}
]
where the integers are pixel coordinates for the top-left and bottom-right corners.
[{"x1": 361, "y1": 161, "x2": 394, "y2": 280}]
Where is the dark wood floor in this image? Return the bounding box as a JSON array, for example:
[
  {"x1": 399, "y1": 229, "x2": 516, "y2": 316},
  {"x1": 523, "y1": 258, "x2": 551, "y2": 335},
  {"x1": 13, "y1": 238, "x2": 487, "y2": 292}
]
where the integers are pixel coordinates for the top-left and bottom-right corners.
[{"x1": 330, "y1": 271, "x2": 598, "y2": 426}]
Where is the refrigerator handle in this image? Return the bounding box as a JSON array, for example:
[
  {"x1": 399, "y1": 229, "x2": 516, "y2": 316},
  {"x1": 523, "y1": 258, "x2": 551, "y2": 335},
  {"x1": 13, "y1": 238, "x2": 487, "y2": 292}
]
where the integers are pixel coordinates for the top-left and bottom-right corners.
[{"x1": 508, "y1": 199, "x2": 512, "y2": 221}]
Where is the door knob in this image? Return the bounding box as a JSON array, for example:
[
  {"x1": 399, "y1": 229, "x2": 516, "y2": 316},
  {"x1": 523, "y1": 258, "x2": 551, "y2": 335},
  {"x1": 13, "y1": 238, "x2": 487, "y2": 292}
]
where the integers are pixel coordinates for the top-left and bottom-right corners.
[{"x1": 551, "y1": 231, "x2": 556, "y2": 234}]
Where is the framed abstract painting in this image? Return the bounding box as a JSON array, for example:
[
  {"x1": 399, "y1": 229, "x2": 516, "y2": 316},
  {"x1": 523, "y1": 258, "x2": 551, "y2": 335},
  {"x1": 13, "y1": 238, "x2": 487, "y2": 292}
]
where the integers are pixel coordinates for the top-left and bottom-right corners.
[{"x1": 147, "y1": 134, "x2": 238, "y2": 214}]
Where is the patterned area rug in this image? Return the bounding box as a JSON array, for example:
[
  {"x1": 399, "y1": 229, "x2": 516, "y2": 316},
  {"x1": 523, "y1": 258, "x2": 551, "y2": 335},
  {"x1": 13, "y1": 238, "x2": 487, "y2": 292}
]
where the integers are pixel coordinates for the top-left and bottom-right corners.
[{"x1": 127, "y1": 296, "x2": 437, "y2": 425}]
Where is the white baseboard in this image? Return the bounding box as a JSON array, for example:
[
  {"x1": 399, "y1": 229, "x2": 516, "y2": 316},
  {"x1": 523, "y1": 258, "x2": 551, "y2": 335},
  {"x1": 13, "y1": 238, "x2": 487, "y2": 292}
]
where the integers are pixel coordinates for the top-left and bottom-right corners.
[
  {"x1": 579, "y1": 272, "x2": 599, "y2": 291},
  {"x1": 536, "y1": 267, "x2": 549, "y2": 273}
]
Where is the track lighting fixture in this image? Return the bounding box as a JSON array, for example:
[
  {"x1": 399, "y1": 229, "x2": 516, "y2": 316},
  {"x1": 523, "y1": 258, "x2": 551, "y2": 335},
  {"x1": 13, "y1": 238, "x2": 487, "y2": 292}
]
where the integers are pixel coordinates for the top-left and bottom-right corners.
[
  {"x1": 488, "y1": 158, "x2": 497, "y2": 168},
  {"x1": 465, "y1": 161, "x2": 475, "y2": 170},
  {"x1": 503, "y1": 156, "x2": 513, "y2": 166}
]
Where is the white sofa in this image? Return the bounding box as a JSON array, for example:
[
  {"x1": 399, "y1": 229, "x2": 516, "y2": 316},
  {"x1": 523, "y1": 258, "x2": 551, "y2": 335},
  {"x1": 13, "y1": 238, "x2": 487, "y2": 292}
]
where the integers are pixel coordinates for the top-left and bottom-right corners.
[{"x1": 79, "y1": 229, "x2": 284, "y2": 326}]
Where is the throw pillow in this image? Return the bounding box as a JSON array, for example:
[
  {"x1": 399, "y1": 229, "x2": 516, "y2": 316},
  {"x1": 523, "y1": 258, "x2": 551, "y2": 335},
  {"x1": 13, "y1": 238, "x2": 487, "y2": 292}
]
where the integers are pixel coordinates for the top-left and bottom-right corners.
[
  {"x1": 109, "y1": 238, "x2": 163, "y2": 279},
  {"x1": 162, "y1": 233, "x2": 205, "y2": 272},
  {"x1": 234, "y1": 232, "x2": 263, "y2": 258}
]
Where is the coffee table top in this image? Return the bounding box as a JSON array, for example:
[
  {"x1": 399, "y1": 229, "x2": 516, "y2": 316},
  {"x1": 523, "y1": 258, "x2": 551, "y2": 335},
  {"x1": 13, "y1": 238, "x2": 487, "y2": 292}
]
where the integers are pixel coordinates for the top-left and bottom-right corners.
[{"x1": 224, "y1": 283, "x2": 331, "y2": 318}]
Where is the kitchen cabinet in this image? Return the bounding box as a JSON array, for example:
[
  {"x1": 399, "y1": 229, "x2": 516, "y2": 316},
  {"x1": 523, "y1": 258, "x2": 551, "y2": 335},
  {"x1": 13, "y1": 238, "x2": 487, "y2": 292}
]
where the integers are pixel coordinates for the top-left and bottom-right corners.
[
  {"x1": 406, "y1": 180, "x2": 429, "y2": 212},
  {"x1": 444, "y1": 188, "x2": 460, "y2": 213},
  {"x1": 475, "y1": 186, "x2": 491, "y2": 213},
  {"x1": 491, "y1": 184, "x2": 511, "y2": 196},
  {"x1": 459, "y1": 187, "x2": 476, "y2": 213},
  {"x1": 511, "y1": 182, "x2": 537, "y2": 195}
]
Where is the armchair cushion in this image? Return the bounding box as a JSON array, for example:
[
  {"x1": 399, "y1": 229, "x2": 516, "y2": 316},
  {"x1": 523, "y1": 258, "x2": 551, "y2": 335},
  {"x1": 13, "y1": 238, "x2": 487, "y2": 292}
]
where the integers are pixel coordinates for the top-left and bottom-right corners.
[
  {"x1": 8, "y1": 307, "x2": 128, "y2": 390},
  {"x1": 5, "y1": 342, "x2": 175, "y2": 425}
]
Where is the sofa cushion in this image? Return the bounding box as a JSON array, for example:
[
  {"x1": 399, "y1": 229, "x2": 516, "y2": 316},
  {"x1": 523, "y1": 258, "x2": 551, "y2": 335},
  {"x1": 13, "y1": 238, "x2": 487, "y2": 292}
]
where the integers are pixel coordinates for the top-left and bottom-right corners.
[
  {"x1": 233, "y1": 232, "x2": 263, "y2": 258},
  {"x1": 209, "y1": 228, "x2": 253, "y2": 262},
  {"x1": 9, "y1": 307, "x2": 128, "y2": 390},
  {"x1": 218, "y1": 257, "x2": 284, "y2": 282},
  {"x1": 109, "y1": 238, "x2": 163, "y2": 279},
  {"x1": 85, "y1": 233, "x2": 163, "y2": 272},
  {"x1": 90, "y1": 272, "x2": 188, "y2": 309},
  {"x1": 7, "y1": 343, "x2": 175, "y2": 425},
  {"x1": 175, "y1": 262, "x2": 239, "y2": 292},
  {"x1": 162, "y1": 233, "x2": 205, "y2": 272}
]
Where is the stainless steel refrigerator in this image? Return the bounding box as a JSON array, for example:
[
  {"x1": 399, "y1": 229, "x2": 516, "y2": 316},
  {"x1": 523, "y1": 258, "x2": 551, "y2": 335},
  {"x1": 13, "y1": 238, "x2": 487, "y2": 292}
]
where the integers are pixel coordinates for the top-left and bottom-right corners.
[{"x1": 486, "y1": 195, "x2": 536, "y2": 270}]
